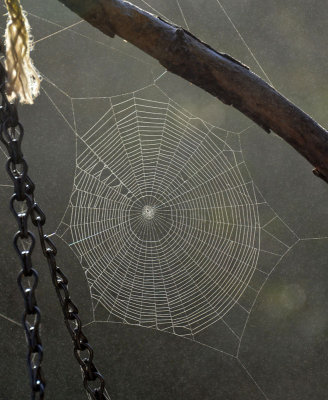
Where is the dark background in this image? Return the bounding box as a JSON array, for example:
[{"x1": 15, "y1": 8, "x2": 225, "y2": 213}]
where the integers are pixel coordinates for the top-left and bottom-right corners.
[{"x1": 0, "y1": 1, "x2": 327, "y2": 399}]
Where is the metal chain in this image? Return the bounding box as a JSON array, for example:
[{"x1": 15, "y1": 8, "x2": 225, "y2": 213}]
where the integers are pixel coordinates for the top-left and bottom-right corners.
[
  {"x1": 0, "y1": 62, "x2": 45, "y2": 399},
  {"x1": 0, "y1": 61, "x2": 109, "y2": 400}
]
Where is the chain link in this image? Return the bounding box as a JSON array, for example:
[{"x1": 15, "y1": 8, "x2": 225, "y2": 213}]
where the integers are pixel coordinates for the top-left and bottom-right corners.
[
  {"x1": 0, "y1": 60, "x2": 109, "y2": 399},
  {"x1": 0, "y1": 63, "x2": 45, "y2": 399}
]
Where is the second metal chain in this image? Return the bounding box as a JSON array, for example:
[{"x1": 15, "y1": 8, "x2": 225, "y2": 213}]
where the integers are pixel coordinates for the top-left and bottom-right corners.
[{"x1": 31, "y1": 193, "x2": 109, "y2": 400}]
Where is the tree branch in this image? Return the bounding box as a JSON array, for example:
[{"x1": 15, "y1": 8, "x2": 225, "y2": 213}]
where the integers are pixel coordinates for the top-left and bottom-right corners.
[{"x1": 58, "y1": 0, "x2": 328, "y2": 183}]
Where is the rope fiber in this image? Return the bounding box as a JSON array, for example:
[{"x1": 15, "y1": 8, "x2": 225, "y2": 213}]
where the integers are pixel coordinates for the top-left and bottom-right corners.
[{"x1": 4, "y1": 0, "x2": 40, "y2": 104}]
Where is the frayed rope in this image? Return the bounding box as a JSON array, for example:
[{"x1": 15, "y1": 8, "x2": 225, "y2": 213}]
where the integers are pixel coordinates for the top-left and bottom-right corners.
[{"x1": 4, "y1": 0, "x2": 40, "y2": 104}]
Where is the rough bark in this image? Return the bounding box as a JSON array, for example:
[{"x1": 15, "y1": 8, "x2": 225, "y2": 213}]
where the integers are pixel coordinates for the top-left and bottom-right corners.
[{"x1": 58, "y1": 0, "x2": 328, "y2": 183}]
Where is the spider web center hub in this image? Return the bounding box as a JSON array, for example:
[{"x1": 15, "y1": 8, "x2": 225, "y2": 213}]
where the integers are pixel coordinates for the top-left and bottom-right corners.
[
  {"x1": 129, "y1": 196, "x2": 173, "y2": 242},
  {"x1": 142, "y1": 205, "x2": 156, "y2": 220}
]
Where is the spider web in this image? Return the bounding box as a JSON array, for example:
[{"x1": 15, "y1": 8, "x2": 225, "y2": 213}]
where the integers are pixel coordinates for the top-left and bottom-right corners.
[
  {"x1": 61, "y1": 86, "x2": 261, "y2": 336},
  {"x1": 50, "y1": 79, "x2": 298, "y2": 361}
]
